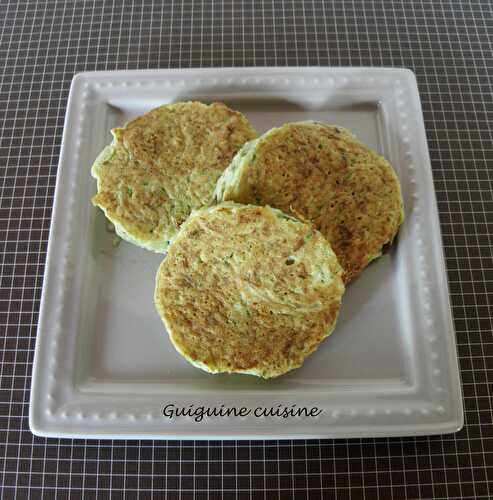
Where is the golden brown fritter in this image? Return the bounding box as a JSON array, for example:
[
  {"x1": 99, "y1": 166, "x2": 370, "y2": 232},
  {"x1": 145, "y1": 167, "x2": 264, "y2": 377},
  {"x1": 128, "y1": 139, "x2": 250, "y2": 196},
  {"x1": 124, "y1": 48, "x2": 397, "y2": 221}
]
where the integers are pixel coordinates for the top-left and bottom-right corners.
[
  {"x1": 91, "y1": 101, "x2": 257, "y2": 252},
  {"x1": 214, "y1": 122, "x2": 404, "y2": 282},
  {"x1": 154, "y1": 203, "x2": 345, "y2": 378}
]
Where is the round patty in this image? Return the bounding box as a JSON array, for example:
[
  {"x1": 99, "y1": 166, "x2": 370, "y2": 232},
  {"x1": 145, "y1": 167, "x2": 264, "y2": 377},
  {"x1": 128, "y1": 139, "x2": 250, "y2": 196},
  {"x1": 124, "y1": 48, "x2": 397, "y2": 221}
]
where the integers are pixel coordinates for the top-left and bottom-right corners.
[
  {"x1": 91, "y1": 101, "x2": 257, "y2": 252},
  {"x1": 154, "y1": 203, "x2": 345, "y2": 378},
  {"x1": 214, "y1": 122, "x2": 404, "y2": 282}
]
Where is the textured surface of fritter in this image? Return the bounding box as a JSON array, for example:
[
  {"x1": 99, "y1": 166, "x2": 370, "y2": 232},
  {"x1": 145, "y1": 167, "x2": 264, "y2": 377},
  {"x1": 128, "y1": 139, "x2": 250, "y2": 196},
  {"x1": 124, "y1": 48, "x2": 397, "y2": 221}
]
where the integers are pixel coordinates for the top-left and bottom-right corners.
[
  {"x1": 91, "y1": 102, "x2": 257, "y2": 252},
  {"x1": 214, "y1": 122, "x2": 404, "y2": 282},
  {"x1": 154, "y1": 203, "x2": 345, "y2": 378}
]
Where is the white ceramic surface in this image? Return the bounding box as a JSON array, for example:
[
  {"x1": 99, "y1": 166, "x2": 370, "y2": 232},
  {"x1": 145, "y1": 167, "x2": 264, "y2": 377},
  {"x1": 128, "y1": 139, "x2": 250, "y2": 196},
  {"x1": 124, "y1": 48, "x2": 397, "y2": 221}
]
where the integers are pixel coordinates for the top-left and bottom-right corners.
[{"x1": 29, "y1": 67, "x2": 463, "y2": 439}]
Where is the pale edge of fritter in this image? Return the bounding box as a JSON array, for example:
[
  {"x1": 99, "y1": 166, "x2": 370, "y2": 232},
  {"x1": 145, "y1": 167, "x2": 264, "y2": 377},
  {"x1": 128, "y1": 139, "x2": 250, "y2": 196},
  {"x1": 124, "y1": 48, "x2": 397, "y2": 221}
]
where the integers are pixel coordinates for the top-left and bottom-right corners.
[
  {"x1": 154, "y1": 202, "x2": 345, "y2": 378},
  {"x1": 91, "y1": 142, "x2": 171, "y2": 252},
  {"x1": 214, "y1": 121, "x2": 405, "y2": 276}
]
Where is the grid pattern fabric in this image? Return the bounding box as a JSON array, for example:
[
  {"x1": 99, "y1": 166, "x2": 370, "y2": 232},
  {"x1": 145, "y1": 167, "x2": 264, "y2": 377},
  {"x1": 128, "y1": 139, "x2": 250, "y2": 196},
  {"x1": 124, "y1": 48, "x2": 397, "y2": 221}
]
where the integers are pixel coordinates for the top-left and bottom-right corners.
[{"x1": 0, "y1": 0, "x2": 492, "y2": 498}]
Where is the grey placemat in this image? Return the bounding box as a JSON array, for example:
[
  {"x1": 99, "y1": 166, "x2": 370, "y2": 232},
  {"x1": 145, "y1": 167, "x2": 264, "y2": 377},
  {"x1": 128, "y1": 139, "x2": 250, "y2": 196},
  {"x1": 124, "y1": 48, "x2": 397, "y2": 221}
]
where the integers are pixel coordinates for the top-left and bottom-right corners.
[{"x1": 0, "y1": 0, "x2": 492, "y2": 498}]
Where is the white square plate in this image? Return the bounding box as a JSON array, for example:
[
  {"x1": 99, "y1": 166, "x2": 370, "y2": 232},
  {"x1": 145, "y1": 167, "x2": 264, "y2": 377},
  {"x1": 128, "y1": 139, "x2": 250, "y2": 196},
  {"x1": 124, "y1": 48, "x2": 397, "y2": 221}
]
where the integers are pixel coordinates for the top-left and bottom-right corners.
[{"x1": 30, "y1": 68, "x2": 463, "y2": 439}]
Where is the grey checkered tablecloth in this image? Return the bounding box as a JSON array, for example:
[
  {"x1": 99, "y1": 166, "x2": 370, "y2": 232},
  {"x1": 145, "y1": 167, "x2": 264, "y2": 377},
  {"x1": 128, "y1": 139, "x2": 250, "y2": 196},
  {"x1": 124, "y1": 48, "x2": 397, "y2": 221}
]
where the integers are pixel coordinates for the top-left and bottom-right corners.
[{"x1": 0, "y1": 0, "x2": 492, "y2": 498}]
